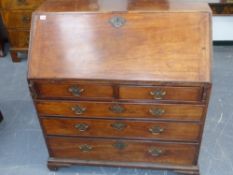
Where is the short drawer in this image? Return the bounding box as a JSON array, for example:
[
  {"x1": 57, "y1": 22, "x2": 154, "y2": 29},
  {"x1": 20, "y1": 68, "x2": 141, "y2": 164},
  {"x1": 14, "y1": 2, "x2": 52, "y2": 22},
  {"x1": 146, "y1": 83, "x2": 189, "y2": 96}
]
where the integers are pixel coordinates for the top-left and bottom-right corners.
[
  {"x1": 2, "y1": 11, "x2": 32, "y2": 28},
  {"x1": 8, "y1": 30, "x2": 29, "y2": 48},
  {"x1": 48, "y1": 137, "x2": 197, "y2": 165},
  {"x1": 42, "y1": 118, "x2": 201, "y2": 142},
  {"x1": 33, "y1": 82, "x2": 113, "y2": 99},
  {"x1": 36, "y1": 101, "x2": 204, "y2": 121},
  {"x1": 1, "y1": 0, "x2": 44, "y2": 10},
  {"x1": 119, "y1": 86, "x2": 203, "y2": 102}
]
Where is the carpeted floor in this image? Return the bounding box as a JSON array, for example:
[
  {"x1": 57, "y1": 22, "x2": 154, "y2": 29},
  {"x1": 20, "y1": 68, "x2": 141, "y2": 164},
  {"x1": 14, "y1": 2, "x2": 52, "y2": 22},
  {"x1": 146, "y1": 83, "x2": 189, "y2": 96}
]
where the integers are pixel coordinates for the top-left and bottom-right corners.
[{"x1": 0, "y1": 46, "x2": 233, "y2": 175}]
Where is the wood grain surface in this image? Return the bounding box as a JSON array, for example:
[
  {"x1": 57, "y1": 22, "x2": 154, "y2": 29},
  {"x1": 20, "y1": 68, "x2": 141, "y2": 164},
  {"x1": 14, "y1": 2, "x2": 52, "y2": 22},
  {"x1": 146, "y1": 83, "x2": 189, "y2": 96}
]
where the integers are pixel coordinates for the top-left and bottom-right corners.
[
  {"x1": 28, "y1": 9, "x2": 211, "y2": 82},
  {"x1": 36, "y1": 100, "x2": 204, "y2": 121},
  {"x1": 41, "y1": 117, "x2": 201, "y2": 141},
  {"x1": 34, "y1": 82, "x2": 114, "y2": 99},
  {"x1": 48, "y1": 136, "x2": 198, "y2": 165}
]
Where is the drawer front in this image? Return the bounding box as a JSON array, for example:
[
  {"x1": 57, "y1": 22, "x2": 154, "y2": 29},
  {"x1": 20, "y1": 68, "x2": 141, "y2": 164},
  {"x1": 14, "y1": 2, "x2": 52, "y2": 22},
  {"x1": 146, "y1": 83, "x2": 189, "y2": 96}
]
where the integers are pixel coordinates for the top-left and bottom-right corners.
[
  {"x1": 1, "y1": 0, "x2": 44, "y2": 10},
  {"x1": 48, "y1": 137, "x2": 197, "y2": 165},
  {"x1": 119, "y1": 86, "x2": 203, "y2": 102},
  {"x1": 42, "y1": 118, "x2": 201, "y2": 141},
  {"x1": 2, "y1": 11, "x2": 32, "y2": 28},
  {"x1": 36, "y1": 101, "x2": 204, "y2": 121},
  {"x1": 8, "y1": 30, "x2": 29, "y2": 48},
  {"x1": 34, "y1": 82, "x2": 114, "y2": 99}
]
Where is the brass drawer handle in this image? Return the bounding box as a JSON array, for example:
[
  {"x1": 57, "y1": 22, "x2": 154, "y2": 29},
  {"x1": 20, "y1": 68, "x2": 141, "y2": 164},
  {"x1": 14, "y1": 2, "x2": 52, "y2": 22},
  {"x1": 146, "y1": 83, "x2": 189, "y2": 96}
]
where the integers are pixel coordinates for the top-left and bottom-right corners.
[
  {"x1": 111, "y1": 122, "x2": 127, "y2": 131},
  {"x1": 150, "y1": 89, "x2": 166, "y2": 99},
  {"x1": 109, "y1": 104, "x2": 125, "y2": 113},
  {"x1": 17, "y1": 0, "x2": 26, "y2": 5},
  {"x1": 149, "y1": 108, "x2": 165, "y2": 116},
  {"x1": 113, "y1": 141, "x2": 127, "y2": 150},
  {"x1": 148, "y1": 147, "x2": 163, "y2": 157},
  {"x1": 25, "y1": 36, "x2": 29, "y2": 45},
  {"x1": 68, "y1": 86, "x2": 84, "y2": 96},
  {"x1": 79, "y1": 144, "x2": 92, "y2": 152},
  {"x1": 149, "y1": 126, "x2": 164, "y2": 135},
  {"x1": 75, "y1": 123, "x2": 89, "y2": 132},
  {"x1": 71, "y1": 105, "x2": 86, "y2": 115},
  {"x1": 21, "y1": 16, "x2": 30, "y2": 23}
]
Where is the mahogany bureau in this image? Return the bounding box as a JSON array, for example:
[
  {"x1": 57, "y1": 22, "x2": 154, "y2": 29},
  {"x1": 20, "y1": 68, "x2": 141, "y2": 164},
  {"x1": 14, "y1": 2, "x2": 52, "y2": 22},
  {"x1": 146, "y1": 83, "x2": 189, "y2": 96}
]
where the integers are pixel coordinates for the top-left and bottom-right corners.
[
  {"x1": 0, "y1": 0, "x2": 44, "y2": 62},
  {"x1": 28, "y1": 0, "x2": 212, "y2": 174}
]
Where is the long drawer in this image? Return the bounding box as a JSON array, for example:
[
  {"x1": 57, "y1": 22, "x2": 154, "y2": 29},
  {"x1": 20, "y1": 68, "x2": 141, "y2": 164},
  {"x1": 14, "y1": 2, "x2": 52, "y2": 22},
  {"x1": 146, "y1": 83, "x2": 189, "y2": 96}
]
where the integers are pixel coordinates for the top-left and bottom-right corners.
[
  {"x1": 42, "y1": 118, "x2": 201, "y2": 142},
  {"x1": 2, "y1": 11, "x2": 32, "y2": 28},
  {"x1": 36, "y1": 100, "x2": 204, "y2": 121},
  {"x1": 47, "y1": 137, "x2": 198, "y2": 165}
]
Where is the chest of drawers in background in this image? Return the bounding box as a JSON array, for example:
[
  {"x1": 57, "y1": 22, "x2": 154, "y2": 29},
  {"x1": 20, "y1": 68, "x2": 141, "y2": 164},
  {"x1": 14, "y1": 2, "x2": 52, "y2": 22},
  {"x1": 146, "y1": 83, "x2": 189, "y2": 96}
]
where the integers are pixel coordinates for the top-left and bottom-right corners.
[
  {"x1": 0, "y1": 0, "x2": 44, "y2": 62},
  {"x1": 28, "y1": 0, "x2": 212, "y2": 175}
]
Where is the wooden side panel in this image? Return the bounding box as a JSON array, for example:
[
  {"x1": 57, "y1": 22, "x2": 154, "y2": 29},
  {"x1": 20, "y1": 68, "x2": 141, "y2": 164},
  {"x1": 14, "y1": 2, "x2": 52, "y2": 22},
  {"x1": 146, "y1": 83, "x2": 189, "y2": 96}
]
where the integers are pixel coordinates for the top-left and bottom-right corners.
[
  {"x1": 48, "y1": 137, "x2": 198, "y2": 165},
  {"x1": 42, "y1": 118, "x2": 201, "y2": 142}
]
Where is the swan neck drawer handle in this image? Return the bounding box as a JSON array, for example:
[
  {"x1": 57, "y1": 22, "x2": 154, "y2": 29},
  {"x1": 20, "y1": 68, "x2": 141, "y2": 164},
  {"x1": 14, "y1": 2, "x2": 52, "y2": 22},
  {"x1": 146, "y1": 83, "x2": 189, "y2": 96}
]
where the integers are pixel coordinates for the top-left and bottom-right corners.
[
  {"x1": 71, "y1": 105, "x2": 86, "y2": 115},
  {"x1": 111, "y1": 122, "x2": 127, "y2": 131},
  {"x1": 68, "y1": 86, "x2": 84, "y2": 96},
  {"x1": 148, "y1": 147, "x2": 163, "y2": 157},
  {"x1": 149, "y1": 126, "x2": 164, "y2": 135},
  {"x1": 149, "y1": 108, "x2": 165, "y2": 116},
  {"x1": 150, "y1": 89, "x2": 166, "y2": 99},
  {"x1": 79, "y1": 144, "x2": 92, "y2": 152},
  {"x1": 75, "y1": 123, "x2": 89, "y2": 132}
]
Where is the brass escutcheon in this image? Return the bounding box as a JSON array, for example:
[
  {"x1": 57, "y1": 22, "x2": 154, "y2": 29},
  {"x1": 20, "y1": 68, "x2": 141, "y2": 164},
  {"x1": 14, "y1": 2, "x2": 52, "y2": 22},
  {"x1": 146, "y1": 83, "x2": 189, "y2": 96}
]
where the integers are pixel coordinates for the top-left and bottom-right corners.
[
  {"x1": 109, "y1": 104, "x2": 125, "y2": 113},
  {"x1": 109, "y1": 16, "x2": 126, "y2": 28},
  {"x1": 113, "y1": 141, "x2": 127, "y2": 150}
]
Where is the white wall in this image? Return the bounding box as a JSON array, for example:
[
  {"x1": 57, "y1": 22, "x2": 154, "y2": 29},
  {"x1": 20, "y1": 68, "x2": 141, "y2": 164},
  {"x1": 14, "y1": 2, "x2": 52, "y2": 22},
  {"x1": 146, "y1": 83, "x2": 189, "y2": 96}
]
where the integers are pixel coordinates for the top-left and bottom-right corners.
[{"x1": 213, "y1": 16, "x2": 233, "y2": 41}]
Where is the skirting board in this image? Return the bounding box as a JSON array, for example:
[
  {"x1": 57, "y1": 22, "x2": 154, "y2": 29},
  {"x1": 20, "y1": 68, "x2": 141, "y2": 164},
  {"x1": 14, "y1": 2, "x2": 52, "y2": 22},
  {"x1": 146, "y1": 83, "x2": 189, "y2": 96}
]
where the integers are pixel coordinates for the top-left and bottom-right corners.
[{"x1": 213, "y1": 41, "x2": 233, "y2": 45}]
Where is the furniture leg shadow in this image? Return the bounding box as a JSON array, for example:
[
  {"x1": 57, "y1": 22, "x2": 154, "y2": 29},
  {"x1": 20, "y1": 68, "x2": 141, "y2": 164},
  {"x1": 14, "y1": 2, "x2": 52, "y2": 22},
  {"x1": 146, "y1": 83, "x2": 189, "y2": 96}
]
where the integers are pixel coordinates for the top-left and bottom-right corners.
[
  {"x1": 10, "y1": 50, "x2": 20, "y2": 62},
  {"x1": 0, "y1": 110, "x2": 3, "y2": 123}
]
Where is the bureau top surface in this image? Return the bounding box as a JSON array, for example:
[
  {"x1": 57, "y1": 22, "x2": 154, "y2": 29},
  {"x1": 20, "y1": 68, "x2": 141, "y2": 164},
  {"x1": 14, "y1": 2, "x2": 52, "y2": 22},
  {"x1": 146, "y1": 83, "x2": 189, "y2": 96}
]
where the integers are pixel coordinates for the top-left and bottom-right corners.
[{"x1": 28, "y1": 0, "x2": 212, "y2": 83}]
